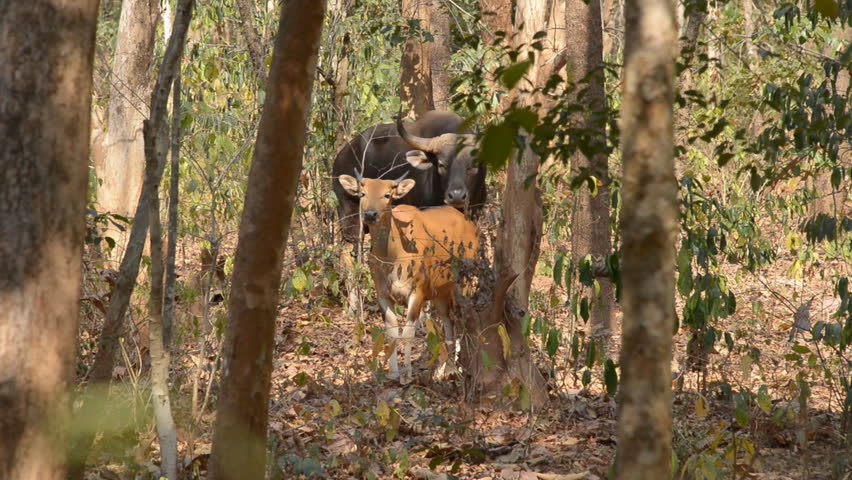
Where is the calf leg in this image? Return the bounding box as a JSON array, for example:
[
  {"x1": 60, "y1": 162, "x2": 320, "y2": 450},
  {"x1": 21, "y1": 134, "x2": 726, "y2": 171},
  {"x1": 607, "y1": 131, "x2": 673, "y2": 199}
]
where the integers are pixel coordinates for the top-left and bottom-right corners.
[
  {"x1": 401, "y1": 292, "x2": 425, "y2": 384},
  {"x1": 377, "y1": 293, "x2": 402, "y2": 380},
  {"x1": 433, "y1": 297, "x2": 459, "y2": 378}
]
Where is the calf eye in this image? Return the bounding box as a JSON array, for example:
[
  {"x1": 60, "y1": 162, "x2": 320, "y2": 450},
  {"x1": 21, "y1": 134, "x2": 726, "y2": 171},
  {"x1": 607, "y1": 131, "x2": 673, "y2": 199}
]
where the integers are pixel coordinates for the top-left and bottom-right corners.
[{"x1": 384, "y1": 193, "x2": 391, "y2": 199}]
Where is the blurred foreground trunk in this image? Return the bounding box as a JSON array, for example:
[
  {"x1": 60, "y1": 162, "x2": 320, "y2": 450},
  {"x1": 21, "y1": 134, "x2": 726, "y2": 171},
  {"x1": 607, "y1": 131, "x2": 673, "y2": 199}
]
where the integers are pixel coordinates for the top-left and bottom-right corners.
[
  {"x1": 0, "y1": 1, "x2": 99, "y2": 478},
  {"x1": 616, "y1": 0, "x2": 678, "y2": 476}
]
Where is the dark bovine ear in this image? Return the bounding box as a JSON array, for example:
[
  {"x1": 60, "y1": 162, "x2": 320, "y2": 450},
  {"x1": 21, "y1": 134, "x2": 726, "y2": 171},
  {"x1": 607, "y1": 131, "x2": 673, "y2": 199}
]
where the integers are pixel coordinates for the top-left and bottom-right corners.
[
  {"x1": 405, "y1": 150, "x2": 433, "y2": 170},
  {"x1": 393, "y1": 179, "x2": 416, "y2": 199},
  {"x1": 338, "y1": 175, "x2": 360, "y2": 196}
]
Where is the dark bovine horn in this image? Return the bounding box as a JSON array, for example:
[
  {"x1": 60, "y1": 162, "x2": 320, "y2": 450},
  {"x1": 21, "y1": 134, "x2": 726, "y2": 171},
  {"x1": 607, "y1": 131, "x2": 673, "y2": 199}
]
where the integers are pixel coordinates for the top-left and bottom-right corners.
[
  {"x1": 392, "y1": 171, "x2": 409, "y2": 185},
  {"x1": 396, "y1": 113, "x2": 443, "y2": 153},
  {"x1": 353, "y1": 168, "x2": 364, "y2": 182}
]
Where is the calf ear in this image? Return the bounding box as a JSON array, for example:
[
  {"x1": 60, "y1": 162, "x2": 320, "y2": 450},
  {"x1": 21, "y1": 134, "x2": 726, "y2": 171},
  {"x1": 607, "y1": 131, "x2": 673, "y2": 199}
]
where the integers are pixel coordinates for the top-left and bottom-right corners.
[
  {"x1": 405, "y1": 150, "x2": 433, "y2": 170},
  {"x1": 338, "y1": 175, "x2": 360, "y2": 196},
  {"x1": 393, "y1": 178, "x2": 417, "y2": 199}
]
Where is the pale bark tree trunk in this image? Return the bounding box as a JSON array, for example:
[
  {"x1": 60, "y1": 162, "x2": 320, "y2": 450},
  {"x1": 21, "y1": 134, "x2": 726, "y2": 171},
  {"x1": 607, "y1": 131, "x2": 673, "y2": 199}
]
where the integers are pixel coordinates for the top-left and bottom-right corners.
[
  {"x1": 679, "y1": 0, "x2": 705, "y2": 92},
  {"x1": 616, "y1": 0, "x2": 678, "y2": 476},
  {"x1": 400, "y1": 0, "x2": 451, "y2": 117},
  {"x1": 480, "y1": 0, "x2": 513, "y2": 41},
  {"x1": 235, "y1": 0, "x2": 268, "y2": 85},
  {"x1": 98, "y1": 0, "x2": 158, "y2": 263},
  {"x1": 0, "y1": 1, "x2": 98, "y2": 479},
  {"x1": 329, "y1": 0, "x2": 355, "y2": 149},
  {"x1": 429, "y1": 2, "x2": 452, "y2": 110},
  {"x1": 146, "y1": 71, "x2": 184, "y2": 480},
  {"x1": 460, "y1": 0, "x2": 568, "y2": 410},
  {"x1": 69, "y1": 2, "x2": 194, "y2": 477},
  {"x1": 565, "y1": 0, "x2": 615, "y2": 341},
  {"x1": 164, "y1": 75, "x2": 182, "y2": 347},
  {"x1": 207, "y1": 1, "x2": 327, "y2": 479},
  {"x1": 148, "y1": 169, "x2": 178, "y2": 480},
  {"x1": 742, "y1": 0, "x2": 756, "y2": 59},
  {"x1": 497, "y1": 0, "x2": 566, "y2": 311}
]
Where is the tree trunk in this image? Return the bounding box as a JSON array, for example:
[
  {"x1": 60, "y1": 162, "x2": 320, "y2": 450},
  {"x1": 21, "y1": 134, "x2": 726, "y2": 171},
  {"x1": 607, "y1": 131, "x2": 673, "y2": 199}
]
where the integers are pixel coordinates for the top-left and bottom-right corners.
[
  {"x1": 429, "y1": 2, "x2": 452, "y2": 110},
  {"x1": 207, "y1": 1, "x2": 327, "y2": 479},
  {"x1": 496, "y1": 0, "x2": 565, "y2": 311},
  {"x1": 97, "y1": 0, "x2": 158, "y2": 263},
  {"x1": 616, "y1": 0, "x2": 677, "y2": 476},
  {"x1": 461, "y1": 0, "x2": 569, "y2": 410},
  {"x1": 0, "y1": 1, "x2": 98, "y2": 479},
  {"x1": 565, "y1": 0, "x2": 615, "y2": 342},
  {"x1": 742, "y1": 0, "x2": 756, "y2": 59},
  {"x1": 680, "y1": 0, "x2": 705, "y2": 92},
  {"x1": 164, "y1": 75, "x2": 182, "y2": 347},
  {"x1": 235, "y1": 0, "x2": 268, "y2": 85},
  {"x1": 69, "y1": 2, "x2": 194, "y2": 477},
  {"x1": 400, "y1": 0, "x2": 432, "y2": 116},
  {"x1": 479, "y1": 0, "x2": 513, "y2": 42},
  {"x1": 148, "y1": 164, "x2": 178, "y2": 480}
]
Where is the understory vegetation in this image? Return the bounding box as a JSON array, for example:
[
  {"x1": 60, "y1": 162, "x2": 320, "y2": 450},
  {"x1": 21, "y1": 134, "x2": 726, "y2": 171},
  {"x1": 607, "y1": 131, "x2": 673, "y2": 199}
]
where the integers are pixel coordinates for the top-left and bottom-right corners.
[{"x1": 72, "y1": 0, "x2": 850, "y2": 478}]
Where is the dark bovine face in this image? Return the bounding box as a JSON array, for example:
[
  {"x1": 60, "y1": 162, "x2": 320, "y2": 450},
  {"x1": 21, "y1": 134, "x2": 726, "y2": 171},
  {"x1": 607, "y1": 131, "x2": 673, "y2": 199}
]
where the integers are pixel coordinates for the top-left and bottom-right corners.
[
  {"x1": 397, "y1": 117, "x2": 483, "y2": 211},
  {"x1": 433, "y1": 139, "x2": 480, "y2": 209}
]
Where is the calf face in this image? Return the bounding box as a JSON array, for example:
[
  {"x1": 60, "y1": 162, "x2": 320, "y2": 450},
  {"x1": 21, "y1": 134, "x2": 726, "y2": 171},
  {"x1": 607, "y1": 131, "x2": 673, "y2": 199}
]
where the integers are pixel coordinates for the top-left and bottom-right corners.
[{"x1": 337, "y1": 173, "x2": 416, "y2": 225}]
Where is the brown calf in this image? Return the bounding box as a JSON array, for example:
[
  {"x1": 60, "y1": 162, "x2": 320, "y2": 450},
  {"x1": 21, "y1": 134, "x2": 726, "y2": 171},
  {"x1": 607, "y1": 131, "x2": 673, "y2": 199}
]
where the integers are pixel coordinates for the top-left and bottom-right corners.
[{"x1": 338, "y1": 171, "x2": 478, "y2": 383}]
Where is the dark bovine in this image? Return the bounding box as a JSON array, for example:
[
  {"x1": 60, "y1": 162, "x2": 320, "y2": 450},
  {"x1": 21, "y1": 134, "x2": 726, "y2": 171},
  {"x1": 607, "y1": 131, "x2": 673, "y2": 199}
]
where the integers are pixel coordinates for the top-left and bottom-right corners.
[
  {"x1": 332, "y1": 110, "x2": 486, "y2": 243},
  {"x1": 395, "y1": 116, "x2": 486, "y2": 215}
]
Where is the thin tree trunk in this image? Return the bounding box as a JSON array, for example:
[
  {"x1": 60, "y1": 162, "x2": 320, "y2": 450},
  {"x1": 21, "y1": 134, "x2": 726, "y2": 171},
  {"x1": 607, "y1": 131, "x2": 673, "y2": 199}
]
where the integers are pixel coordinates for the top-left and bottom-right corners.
[
  {"x1": 235, "y1": 0, "x2": 268, "y2": 85},
  {"x1": 164, "y1": 74, "x2": 182, "y2": 347},
  {"x1": 742, "y1": 0, "x2": 756, "y2": 59},
  {"x1": 565, "y1": 0, "x2": 615, "y2": 341},
  {"x1": 97, "y1": 0, "x2": 158, "y2": 264},
  {"x1": 207, "y1": 1, "x2": 327, "y2": 479},
  {"x1": 400, "y1": 0, "x2": 435, "y2": 117},
  {"x1": 0, "y1": 1, "x2": 98, "y2": 479},
  {"x1": 680, "y1": 0, "x2": 705, "y2": 92},
  {"x1": 616, "y1": 0, "x2": 678, "y2": 476},
  {"x1": 69, "y1": 2, "x2": 194, "y2": 477},
  {"x1": 146, "y1": 70, "x2": 183, "y2": 480}
]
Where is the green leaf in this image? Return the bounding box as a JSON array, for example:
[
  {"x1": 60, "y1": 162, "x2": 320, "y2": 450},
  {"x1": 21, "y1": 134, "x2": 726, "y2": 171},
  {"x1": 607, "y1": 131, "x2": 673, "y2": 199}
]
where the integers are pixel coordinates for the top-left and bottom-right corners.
[
  {"x1": 757, "y1": 386, "x2": 772, "y2": 414},
  {"x1": 500, "y1": 60, "x2": 532, "y2": 89},
  {"x1": 553, "y1": 254, "x2": 564, "y2": 287},
  {"x1": 791, "y1": 345, "x2": 810, "y2": 354},
  {"x1": 292, "y1": 267, "x2": 309, "y2": 292},
  {"x1": 546, "y1": 326, "x2": 560, "y2": 358},
  {"x1": 604, "y1": 359, "x2": 618, "y2": 396},
  {"x1": 497, "y1": 324, "x2": 511, "y2": 359},
  {"x1": 480, "y1": 122, "x2": 515, "y2": 170},
  {"x1": 481, "y1": 350, "x2": 493, "y2": 370},
  {"x1": 520, "y1": 314, "x2": 532, "y2": 338},
  {"x1": 519, "y1": 384, "x2": 531, "y2": 411}
]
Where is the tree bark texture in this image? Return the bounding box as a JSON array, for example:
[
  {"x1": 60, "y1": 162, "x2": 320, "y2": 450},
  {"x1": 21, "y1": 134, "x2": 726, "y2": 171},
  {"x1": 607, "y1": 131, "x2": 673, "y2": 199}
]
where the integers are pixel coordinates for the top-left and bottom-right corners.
[
  {"x1": 461, "y1": 0, "x2": 568, "y2": 409},
  {"x1": 616, "y1": 0, "x2": 678, "y2": 476},
  {"x1": 69, "y1": 2, "x2": 194, "y2": 476},
  {"x1": 496, "y1": 0, "x2": 566, "y2": 311},
  {"x1": 235, "y1": 0, "x2": 268, "y2": 85},
  {"x1": 400, "y1": 0, "x2": 451, "y2": 117},
  {"x1": 480, "y1": 0, "x2": 513, "y2": 42},
  {"x1": 97, "y1": 0, "x2": 158, "y2": 263},
  {"x1": 207, "y1": 1, "x2": 327, "y2": 479},
  {"x1": 429, "y1": 2, "x2": 452, "y2": 110},
  {"x1": 565, "y1": 0, "x2": 615, "y2": 340},
  {"x1": 0, "y1": 1, "x2": 99, "y2": 479},
  {"x1": 148, "y1": 171, "x2": 178, "y2": 480}
]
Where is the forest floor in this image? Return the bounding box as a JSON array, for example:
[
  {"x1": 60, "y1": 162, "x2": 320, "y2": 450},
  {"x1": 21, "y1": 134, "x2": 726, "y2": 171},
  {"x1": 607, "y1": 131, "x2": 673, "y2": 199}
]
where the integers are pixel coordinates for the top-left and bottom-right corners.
[{"x1": 79, "y1": 229, "x2": 850, "y2": 480}]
